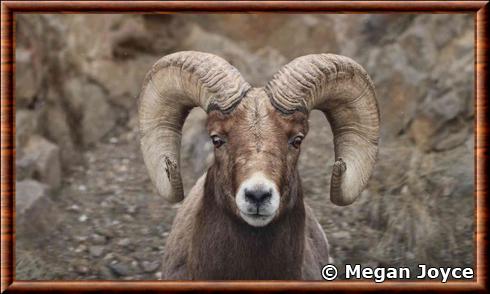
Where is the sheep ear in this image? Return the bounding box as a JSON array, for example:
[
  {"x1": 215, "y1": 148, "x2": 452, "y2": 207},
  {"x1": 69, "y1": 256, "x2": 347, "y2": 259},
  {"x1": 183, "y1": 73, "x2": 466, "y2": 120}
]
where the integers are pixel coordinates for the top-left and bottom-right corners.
[
  {"x1": 139, "y1": 51, "x2": 251, "y2": 202},
  {"x1": 266, "y1": 54, "x2": 379, "y2": 206}
]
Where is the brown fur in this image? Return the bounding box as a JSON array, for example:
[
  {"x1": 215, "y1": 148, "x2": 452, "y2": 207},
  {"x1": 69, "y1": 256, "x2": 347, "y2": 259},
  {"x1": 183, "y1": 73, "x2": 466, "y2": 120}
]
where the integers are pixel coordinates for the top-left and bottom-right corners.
[{"x1": 161, "y1": 88, "x2": 329, "y2": 280}]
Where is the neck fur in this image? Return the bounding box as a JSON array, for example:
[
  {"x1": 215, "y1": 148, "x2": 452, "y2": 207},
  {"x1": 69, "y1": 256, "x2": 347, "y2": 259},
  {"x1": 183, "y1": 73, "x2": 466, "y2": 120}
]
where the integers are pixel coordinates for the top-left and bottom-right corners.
[{"x1": 188, "y1": 169, "x2": 306, "y2": 280}]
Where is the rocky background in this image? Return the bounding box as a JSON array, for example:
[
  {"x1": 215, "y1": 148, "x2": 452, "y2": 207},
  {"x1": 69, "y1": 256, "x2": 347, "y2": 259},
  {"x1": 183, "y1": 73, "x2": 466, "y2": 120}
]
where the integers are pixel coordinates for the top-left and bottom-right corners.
[{"x1": 15, "y1": 14, "x2": 474, "y2": 280}]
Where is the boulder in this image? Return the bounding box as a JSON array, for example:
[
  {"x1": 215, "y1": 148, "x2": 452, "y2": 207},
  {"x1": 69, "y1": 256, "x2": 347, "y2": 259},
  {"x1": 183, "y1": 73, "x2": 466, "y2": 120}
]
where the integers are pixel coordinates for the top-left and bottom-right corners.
[
  {"x1": 180, "y1": 24, "x2": 287, "y2": 86},
  {"x1": 423, "y1": 135, "x2": 474, "y2": 198},
  {"x1": 82, "y1": 57, "x2": 154, "y2": 110},
  {"x1": 361, "y1": 15, "x2": 415, "y2": 46},
  {"x1": 15, "y1": 48, "x2": 41, "y2": 108},
  {"x1": 15, "y1": 109, "x2": 39, "y2": 150},
  {"x1": 63, "y1": 78, "x2": 117, "y2": 146},
  {"x1": 16, "y1": 180, "x2": 49, "y2": 215},
  {"x1": 16, "y1": 155, "x2": 36, "y2": 181},
  {"x1": 398, "y1": 19, "x2": 438, "y2": 72},
  {"x1": 81, "y1": 92, "x2": 117, "y2": 146},
  {"x1": 16, "y1": 180, "x2": 60, "y2": 242},
  {"x1": 184, "y1": 14, "x2": 339, "y2": 61},
  {"x1": 409, "y1": 115, "x2": 437, "y2": 151},
  {"x1": 21, "y1": 135, "x2": 62, "y2": 189},
  {"x1": 41, "y1": 102, "x2": 81, "y2": 165}
]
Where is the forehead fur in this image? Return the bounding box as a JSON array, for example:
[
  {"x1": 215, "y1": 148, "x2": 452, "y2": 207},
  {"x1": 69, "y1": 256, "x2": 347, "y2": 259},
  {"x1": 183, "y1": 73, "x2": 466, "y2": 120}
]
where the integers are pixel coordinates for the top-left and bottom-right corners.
[{"x1": 207, "y1": 88, "x2": 308, "y2": 139}]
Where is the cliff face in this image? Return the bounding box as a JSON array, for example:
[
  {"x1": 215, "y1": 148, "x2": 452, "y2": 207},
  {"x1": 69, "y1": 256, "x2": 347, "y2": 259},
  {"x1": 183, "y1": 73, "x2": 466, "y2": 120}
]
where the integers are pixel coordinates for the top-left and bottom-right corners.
[{"x1": 15, "y1": 14, "x2": 474, "y2": 279}]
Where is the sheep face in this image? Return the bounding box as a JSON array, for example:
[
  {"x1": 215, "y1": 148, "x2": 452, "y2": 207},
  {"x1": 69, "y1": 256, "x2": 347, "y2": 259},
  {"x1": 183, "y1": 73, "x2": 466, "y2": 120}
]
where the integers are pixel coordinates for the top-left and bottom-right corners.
[
  {"x1": 140, "y1": 52, "x2": 379, "y2": 211},
  {"x1": 206, "y1": 88, "x2": 308, "y2": 227}
]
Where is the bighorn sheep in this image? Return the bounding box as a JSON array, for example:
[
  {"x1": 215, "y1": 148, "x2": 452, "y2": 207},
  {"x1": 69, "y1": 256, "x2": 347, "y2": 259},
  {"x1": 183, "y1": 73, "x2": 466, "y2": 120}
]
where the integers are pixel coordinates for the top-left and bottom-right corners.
[{"x1": 139, "y1": 51, "x2": 379, "y2": 280}]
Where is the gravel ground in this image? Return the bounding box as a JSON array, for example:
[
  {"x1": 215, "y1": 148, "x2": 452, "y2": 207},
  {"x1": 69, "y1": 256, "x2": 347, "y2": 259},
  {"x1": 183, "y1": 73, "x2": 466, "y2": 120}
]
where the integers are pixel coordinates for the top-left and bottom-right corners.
[{"x1": 17, "y1": 126, "x2": 177, "y2": 280}]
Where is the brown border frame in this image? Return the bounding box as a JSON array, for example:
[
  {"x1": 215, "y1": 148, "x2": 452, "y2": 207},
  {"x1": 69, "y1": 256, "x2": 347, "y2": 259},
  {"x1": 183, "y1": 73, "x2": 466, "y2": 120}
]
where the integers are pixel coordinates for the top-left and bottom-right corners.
[{"x1": 1, "y1": 1, "x2": 488, "y2": 293}]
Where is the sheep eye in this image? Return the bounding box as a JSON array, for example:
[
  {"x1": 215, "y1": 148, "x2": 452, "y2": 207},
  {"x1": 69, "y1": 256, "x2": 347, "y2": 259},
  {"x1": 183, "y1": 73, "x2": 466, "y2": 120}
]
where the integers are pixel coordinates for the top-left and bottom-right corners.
[
  {"x1": 211, "y1": 135, "x2": 225, "y2": 148},
  {"x1": 290, "y1": 135, "x2": 304, "y2": 149}
]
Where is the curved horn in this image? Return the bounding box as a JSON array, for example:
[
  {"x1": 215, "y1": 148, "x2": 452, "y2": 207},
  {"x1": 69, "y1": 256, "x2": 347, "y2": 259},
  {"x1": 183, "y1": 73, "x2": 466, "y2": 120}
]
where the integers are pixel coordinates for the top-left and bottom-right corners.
[
  {"x1": 265, "y1": 54, "x2": 379, "y2": 206},
  {"x1": 139, "y1": 51, "x2": 251, "y2": 202}
]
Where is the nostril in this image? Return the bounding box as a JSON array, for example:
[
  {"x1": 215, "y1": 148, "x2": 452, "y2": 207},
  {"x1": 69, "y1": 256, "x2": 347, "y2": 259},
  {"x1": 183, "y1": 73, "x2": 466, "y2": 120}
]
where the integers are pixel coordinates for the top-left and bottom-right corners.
[{"x1": 244, "y1": 188, "x2": 272, "y2": 204}]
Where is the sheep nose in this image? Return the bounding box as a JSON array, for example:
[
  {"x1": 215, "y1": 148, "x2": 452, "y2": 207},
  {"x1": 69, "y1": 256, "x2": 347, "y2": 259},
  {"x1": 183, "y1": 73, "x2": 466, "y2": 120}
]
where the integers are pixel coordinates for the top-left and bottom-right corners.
[{"x1": 244, "y1": 188, "x2": 272, "y2": 205}]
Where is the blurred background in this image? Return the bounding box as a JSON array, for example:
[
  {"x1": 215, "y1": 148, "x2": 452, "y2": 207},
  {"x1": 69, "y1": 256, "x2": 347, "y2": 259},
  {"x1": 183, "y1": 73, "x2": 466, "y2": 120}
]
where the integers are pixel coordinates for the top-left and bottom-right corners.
[{"x1": 15, "y1": 14, "x2": 474, "y2": 280}]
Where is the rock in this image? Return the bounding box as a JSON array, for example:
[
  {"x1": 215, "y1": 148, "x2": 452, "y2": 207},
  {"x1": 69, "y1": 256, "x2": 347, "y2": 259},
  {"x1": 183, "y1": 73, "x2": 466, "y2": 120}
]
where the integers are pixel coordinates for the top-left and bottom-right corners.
[
  {"x1": 121, "y1": 214, "x2": 134, "y2": 222},
  {"x1": 74, "y1": 235, "x2": 87, "y2": 242},
  {"x1": 16, "y1": 180, "x2": 49, "y2": 215},
  {"x1": 16, "y1": 155, "x2": 36, "y2": 181},
  {"x1": 377, "y1": 70, "x2": 422, "y2": 139},
  {"x1": 74, "y1": 244, "x2": 87, "y2": 253},
  {"x1": 186, "y1": 14, "x2": 338, "y2": 61},
  {"x1": 361, "y1": 15, "x2": 415, "y2": 45},
  {"x1": 41, "y1": 102, "x2": 81, "y2": 165},
  {"x1": 411, "y1": 110, "x2": 469, "y2": 152},
  {"x1": 433, "y1": 125, "x2": 469, "y2": 151},
  {"x1": 103, "y1": 252, "x2": 115, "y2": 261},
  {"x1": 331, "y1": 231, "x2": 351, "y2": 240},
  {"x1": 67, "y1": 204, "x2": 81, "y2": 212},
  {"x1": 429, "y1": 14, "x2": 472, "y2": 49},
  {"x1": 117, "y1": 238, "x2": 131, "y2": 247},
  {"x1": 409, "y1": 115, "x2": 436, "y2": 151},
  {"x1": 142, "y1": 14, "x2": 193, "y2": 54},
  {"x1": 141, "y1": 260, "x2": 161, "y2": 273},
  {"x1": 180, "y1": 24, "x2": 287, "y2": 86},
  {"x1": 99, "y1": 265, "x2": 115, "y2": 279},
  {"x1": 249, "y1": 47, "x2": 287, "y2": 86},
  {"x1": 91, "y1": 233, "x2": 107, "y2": 245},
  {"x1": 21, "y1": 135, "x2": 62, "y2": 189},
  {"x1": 78, "y1": 214, "x2": 88, "y2": 222},
  {"x1": 362, "y1": 43, "x2": 427, "y2": 140},
  {"x1": 126, "y1": 205, "x2": 138, "y2": 215},
  {"x1": 82, "y1": 101, "x2": 117, "y2": 146},
  {"x1": 425, "y1": 143, "x2": 473, "y2": 198},
  {"x1": 63, "y1": 78, "x2": 117, "y2": 146},
  {"x1": 427, "y1": 91, "x2": 465, "y2": 123},
  {"x1": 95, "y1": 227, "x2": 115, "y2": 238},
  {"x1": 89, "y1": 245, "x2": 105, "y2": 257},
  {"x1": 75, "y1": 265, "x2": 89, "y2": 275},
  {"x1": 398, "y1": 19, "x2": 438, "y2": 72},
  {"x1": 15, "y1": 110, "x2": 39, "y2": 150},
  {"x1": 16, "y1": 180, "x2": 59, "y2": 242},
  {"x1": 15, "y1": 48, "x2": 42, "y2": 108},
  {"x1": 83, "y1": 56, "x2": 154, "y2": 110},
  {"x1": 111, "y1": 16, "x2": 154, "y2": 59},
  {"x1": 107, "y1": 262, "x2": 132, "y2": 277}
]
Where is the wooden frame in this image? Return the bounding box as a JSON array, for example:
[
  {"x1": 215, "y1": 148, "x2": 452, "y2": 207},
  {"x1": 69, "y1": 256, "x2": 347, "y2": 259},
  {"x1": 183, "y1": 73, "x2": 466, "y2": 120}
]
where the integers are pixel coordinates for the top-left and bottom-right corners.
[{"x1": 1, "y1": 1, "x2": 488, "y2": 292}]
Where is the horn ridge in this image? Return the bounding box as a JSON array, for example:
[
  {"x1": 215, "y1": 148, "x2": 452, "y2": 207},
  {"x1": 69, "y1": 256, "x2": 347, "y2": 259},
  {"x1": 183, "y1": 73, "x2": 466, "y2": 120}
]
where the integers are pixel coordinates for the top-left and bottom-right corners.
[
  {"x1": 139, "y1": 51, "x2": 250, "y2": 202},
  {"x1": 266, "y1": 53, "x2": 380, "y2": 206}
]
